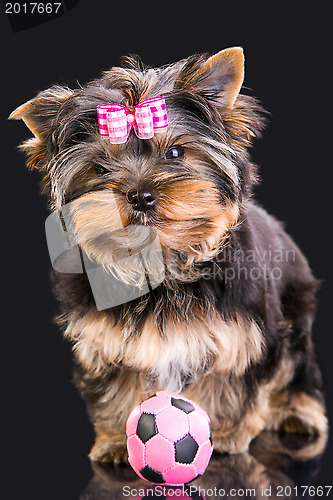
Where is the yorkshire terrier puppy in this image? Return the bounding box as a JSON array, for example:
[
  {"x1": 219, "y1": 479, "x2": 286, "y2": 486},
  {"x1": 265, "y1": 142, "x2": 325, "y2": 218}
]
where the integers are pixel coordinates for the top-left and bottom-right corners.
[{"x1": 11, "y1": 47, "x2": 328, "y2": 463}]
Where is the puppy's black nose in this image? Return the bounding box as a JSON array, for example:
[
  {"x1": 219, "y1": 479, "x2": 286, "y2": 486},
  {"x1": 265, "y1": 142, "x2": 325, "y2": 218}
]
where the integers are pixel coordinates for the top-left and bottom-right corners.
[{"x1": 127, "y1": 190, "x2": 156, "y2": 212}]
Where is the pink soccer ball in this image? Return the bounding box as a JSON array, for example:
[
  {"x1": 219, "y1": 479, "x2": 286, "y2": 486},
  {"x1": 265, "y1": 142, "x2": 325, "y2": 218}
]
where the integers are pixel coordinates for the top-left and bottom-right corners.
[{"x1": 126, "y1": 391, "x2": 213, "y2": 486}]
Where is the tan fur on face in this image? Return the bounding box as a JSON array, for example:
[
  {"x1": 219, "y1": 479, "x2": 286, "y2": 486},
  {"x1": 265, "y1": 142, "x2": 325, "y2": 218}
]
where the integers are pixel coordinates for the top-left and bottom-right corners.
[
  {"x1": 156, "y1": 179, "x2": 239, "y2": 261},
  {"x1": 67, "y1": 189, "x2": 125, "y2": 244},
  {"x1": 66, "y1": 179, "x2": 239, "y2": 282},
  {"x1": 66, "y1": 188, "x2": 166, "y2": 288}
]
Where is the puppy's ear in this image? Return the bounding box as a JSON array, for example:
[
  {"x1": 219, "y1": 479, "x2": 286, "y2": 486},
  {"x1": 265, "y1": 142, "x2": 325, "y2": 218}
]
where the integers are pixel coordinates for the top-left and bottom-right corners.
[
  {"x1": 10, "y1": 86, "x2": 72, "y2": 138},
  {"x1": 9, "y1": 86, "x2": 72, "y2": 169},
  {"x1": 176, "y1": 47, "x2": 244, "y2": 108}
]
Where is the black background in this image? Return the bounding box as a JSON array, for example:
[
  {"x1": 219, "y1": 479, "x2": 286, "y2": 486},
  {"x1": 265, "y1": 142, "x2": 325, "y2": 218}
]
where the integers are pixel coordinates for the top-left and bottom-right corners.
[{"x1": 1, "y1": 2, "x2": 332, "y2": 499}]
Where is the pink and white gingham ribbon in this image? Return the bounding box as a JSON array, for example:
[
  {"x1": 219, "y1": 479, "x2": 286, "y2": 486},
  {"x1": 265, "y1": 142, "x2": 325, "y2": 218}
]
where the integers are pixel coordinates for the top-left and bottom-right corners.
[{"x1": 97, "y1": 96, "x2": 168, "y2": 144}]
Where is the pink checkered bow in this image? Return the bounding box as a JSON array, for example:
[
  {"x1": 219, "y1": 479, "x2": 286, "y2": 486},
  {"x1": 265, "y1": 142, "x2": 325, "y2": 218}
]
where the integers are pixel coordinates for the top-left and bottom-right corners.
[{"x1": 97, "y1": 96, "x2": 168, "y2": 144}]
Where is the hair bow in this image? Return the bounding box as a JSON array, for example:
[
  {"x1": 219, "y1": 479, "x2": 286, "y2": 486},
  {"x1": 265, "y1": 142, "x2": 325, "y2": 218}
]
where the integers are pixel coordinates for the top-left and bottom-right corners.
[{"x1": 97, "y1": 96, "x2": 168, "y2": 144}]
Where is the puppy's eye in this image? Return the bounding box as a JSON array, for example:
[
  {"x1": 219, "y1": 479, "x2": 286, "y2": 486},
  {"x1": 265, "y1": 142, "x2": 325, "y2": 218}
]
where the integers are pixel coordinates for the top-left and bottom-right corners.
[
  {"x1": 94, "y1": 165, "x2": 109, "y2": 176},
  {"x1": 164, "y1": 146, "x2": 185, "y2": 161}
]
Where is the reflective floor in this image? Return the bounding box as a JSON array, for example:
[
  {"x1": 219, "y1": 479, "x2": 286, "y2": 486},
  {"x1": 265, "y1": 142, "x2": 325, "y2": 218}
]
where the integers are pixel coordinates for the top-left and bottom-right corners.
[{"x1": 81, "y1": 431, "x2": 328, "y2": 500}]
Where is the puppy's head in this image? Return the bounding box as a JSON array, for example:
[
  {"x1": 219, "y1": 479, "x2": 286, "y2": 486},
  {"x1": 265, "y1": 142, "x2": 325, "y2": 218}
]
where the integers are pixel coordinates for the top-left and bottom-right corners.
[{"x1": 11, "y1": 48, "x2": 265, "y2": 278}]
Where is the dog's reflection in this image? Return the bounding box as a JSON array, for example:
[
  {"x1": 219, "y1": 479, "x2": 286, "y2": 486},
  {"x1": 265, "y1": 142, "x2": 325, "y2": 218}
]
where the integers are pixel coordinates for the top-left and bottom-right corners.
[{"x1": 81, "y1": 431, "x2": 327, "y2": 500}]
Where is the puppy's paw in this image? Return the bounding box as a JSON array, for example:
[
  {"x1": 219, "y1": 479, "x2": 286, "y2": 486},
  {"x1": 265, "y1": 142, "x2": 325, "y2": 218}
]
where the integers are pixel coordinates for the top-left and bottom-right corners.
[
  {"x1": 279, "y1": 415, "x2": 318, "y2": 435},
  {"x1": 268, "y1": 392, "x2": 328, "y2": 437}
]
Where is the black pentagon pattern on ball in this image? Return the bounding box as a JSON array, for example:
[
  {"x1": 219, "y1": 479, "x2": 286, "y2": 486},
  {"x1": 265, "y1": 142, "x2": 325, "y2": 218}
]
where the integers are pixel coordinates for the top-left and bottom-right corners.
[
  {"x1": 171, "y1": 397, "x2": 195, "y2": 414},
  {"x1": 175, "y1": 434, "x2": 199, "y2": 463},
  {"x1": 209, "y1": 422, "x2": 213, "y2": 445},
  {"x1": 140, "y1": 465, "x2": 166, "y2": 484},
  {"x1": 137, "y1": 413, "x2": 157, "y2": 443}
]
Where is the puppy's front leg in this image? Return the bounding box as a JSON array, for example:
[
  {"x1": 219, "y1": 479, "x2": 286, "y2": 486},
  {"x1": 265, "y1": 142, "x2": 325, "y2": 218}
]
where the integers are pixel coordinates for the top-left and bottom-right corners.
[{"x1": 75, "y1": 365, "x2": 156, "y2": 463}]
